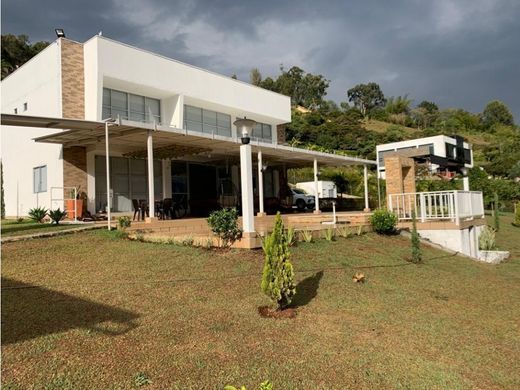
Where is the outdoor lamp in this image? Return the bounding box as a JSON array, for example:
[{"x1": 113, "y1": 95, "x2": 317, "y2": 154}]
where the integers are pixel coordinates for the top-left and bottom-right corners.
[
  {"x1": 460, "y1": 167, "x2": 469, "y2": 176},
  {"x1": 55, "y1": 29, "x2": 66, "y2": 38},
  {"x1": 233, "y1": 117, "x2": 256, "y2": 145}
]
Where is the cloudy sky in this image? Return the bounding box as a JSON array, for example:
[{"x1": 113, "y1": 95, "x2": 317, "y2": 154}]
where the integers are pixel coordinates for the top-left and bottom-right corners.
[{"x1": 3, "y1": 0, "x2": 519, "y2": 119}]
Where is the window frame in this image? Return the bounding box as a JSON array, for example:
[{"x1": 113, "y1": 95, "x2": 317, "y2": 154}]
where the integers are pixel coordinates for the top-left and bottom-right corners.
[
  {"x1": 102, "y1": 88, "x2": 161, "y2": 124},
  {"x1": 183, "y1": 105, "x2": 232, "y2": 137},
  {"x1": 33, "y1": 165, "x2": 47, "y2": 193}
]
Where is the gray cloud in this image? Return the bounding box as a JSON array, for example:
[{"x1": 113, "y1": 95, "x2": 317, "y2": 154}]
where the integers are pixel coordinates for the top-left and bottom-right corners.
[{"x1": 2, "y1": 0, "x2": 519, "y2": 119}]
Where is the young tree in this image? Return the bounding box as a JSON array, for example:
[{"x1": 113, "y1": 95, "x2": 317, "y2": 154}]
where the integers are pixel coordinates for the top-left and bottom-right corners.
[
  {"x1": 261, "y1": 213, "x2": 296, "y2": 310},
  {"x1": 249, "y1": 68, "x2": 262, "y2": 86},
  {"x1": 347, "y1": 82, "x2": 386, "y2": 118},
  {"x1": 482, "y1": 100, "x2": 514, "y2": 128},
  {"x1": 411, "y1": 210, "x2": 422, "y2": 263}
]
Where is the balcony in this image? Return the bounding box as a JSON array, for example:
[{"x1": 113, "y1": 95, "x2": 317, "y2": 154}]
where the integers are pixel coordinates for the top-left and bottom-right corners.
[{"x1": 388, "y1": 190, "x2": 485, "y2": 225}]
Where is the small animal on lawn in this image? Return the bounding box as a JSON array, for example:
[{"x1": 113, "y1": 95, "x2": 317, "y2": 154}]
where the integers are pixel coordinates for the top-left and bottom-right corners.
[{"x1": 352, "y1": 272, "x2": 366, "y2": 283}]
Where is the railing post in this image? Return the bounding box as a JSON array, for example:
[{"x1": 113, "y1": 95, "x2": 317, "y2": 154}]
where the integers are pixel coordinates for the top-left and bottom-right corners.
[
  {"x1": 420, "y1": 193, "x2": 426, "y2": 222},
  {"x1": 453, "y1": 191, "x2": 460, "y2": 226}
]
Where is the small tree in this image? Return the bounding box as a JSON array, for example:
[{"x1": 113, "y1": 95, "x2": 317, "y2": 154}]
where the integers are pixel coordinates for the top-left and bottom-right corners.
[
  {"x1": 411, "y1": 210, "x2": 422, "y2": 264},
  {"x1": 261, "y1": 213, "x2": 296, "y2": 310},
  {"x1": 207, "y1": 208, "x2": 242, "y2": 247},
  {"x1": 493, "y1": 192, "x2": 500, "y2": 232},
  {"x1": 513, "y1": 202, "x2": 520, "y2": 227}
]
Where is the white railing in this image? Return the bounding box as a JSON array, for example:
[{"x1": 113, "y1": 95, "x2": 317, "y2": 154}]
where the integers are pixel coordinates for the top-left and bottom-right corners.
[
  {"x1": 388, "y1": 190, "x2": 484, "y2": 225},
  {"x1": 50, "y1": 186, "x2": 78, "y2": 222}
]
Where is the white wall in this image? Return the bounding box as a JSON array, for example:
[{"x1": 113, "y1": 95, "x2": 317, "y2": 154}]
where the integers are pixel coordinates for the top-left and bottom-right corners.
[
  {"x1": 82, "y1": 36, "x2": 291, "y2": 140},
  {"x1": 1, "y1": 41, "x2": 63, "y2": 217},
  {"x1": 418, "y1": 225, "x2": 483, "y2": 258}
]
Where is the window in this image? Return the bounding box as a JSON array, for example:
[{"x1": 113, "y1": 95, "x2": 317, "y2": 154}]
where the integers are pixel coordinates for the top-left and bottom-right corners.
[
  {"x1": 464, "y1": 149, "x2": 472, "y2": 164},
  {"x1": 33, "y1": 166, "x2": 47, "y2": 193},
  {"x1": 419, "y1": 143, "x2": 434, "y2": 154},
  {"x1": 252, "y1": 122, "x2": 272, "y2": 142},
  {"x1": 14, "y1": 108, "x2": 17, "y2": 114},
  {"x1": 446, "y1": 143, "x2": 456, "y2": 159},
  {"x1": 183, "y1": 105, "x2": 231, "y2": 137},
  {"x1": 23, "y1": 102, "x2": 28, "y2": 111},
  {"x1": 102, "y1": 88, "x2": 161, "y2": 124}
]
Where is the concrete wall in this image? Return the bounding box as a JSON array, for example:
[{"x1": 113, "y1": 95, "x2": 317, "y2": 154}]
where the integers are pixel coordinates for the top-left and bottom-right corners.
[
  {"x1": 418, "y1": 224, "x2": 484, "y2": 258},
  {"x1": 1, "y1": 42, "x2": 63, "y2": 216}
]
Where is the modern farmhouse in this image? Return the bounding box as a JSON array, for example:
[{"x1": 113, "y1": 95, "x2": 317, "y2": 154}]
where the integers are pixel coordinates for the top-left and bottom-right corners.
[{"x1": 1, "y1": 34, "x2": 375, "y2": 245}]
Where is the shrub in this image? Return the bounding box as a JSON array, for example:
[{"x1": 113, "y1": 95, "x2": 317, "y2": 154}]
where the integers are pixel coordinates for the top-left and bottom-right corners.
[
  {"x1": 479, "y1": 226, "x2": 497, "y2": 251},
  {"x1": 117, "y1": 216, "x2": 131, "y2": 230},
  {"x1": 181, "y1": 234, "x2": 194, "y2": 246},
  {"x1": 323, "y1": 227, "x2": 335, "y2": 241},
  {"x1": 16, "y1": 217, "x2": 24, "y2": 223},
  {"x1": 28, "y1": 207, "x2": 48, "y2": 223},
  {"x1": 286, "y1": 227, "x2": 297, "y2": 246},
  {"x1": 513, "y1": 202, "x2": 520, "y2": 227},
  {"x1": 338, "y1": 225, "x2": 353, "y2": 238},
  {"x1": 261, "y1": 213, "x2": 296, "y2": 310},
  {"x1": 207, "y1": 208, "x2": 242, "y2": 247},
  {"x1": 493, "y1": 193, "x2": 500, "y2": 231},
  {"x1": 49, "y1": 208, "x2": 67, "y2": 225},
  {"x1": 411, "y1": 210, "x2": 422, "y2": 264},
  {"x1": 134, "y1": 372, "x2": 152, "y2": 387},
  {"x1": 370, "y1": 208, "x2": 397, "y2": 234},
  {"x1": 300, "y1": 229, "x2": 313, "y2": 243}
]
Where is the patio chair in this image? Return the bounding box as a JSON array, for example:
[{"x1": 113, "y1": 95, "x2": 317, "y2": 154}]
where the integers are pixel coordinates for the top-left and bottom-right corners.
[
  {"x1": 132, "y1": 199, "x2": 142, "y2": 221},
  {"x1": 138, "y1": 199, "x2": 149, "y2": 220},
  {"x1": 159, "y1": 198, "x2": 173, "y2": 220}
]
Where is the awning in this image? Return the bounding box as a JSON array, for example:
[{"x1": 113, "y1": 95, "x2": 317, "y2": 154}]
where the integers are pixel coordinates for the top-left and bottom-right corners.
[{"x1": 1, "y1": 113, "x2": 376, "y2": 167}]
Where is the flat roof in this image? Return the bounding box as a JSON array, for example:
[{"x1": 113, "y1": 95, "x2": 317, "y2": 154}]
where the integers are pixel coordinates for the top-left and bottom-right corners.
[{"x1": 1, "y1": 114, "x2": 376, "y2": 167}]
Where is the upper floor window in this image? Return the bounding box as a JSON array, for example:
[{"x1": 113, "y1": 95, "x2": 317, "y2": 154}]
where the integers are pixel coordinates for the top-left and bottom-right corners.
[
  {"x1": 14, "y1": 108, "x2": 18, "y2": 114},
  {"x1": 446, "y1": 143, "x2": 456, "y2": 159},
  {"x1": 463, "y1": 149, "x2": 472, "y2": 164},
  {"x1": 102, "y1": 88, "x2": 161, "y2": 124},
  {"x1": 23, "y1": 102, "x2": 28, "y2": 111},
  {"x1": 252, "y1": 122, "x2": 272, "y2": 143},
  {"x1": 33, "y1": 165, "x2": 47, "y2": 193},
  {"x1": 183, "y1": 105, "x2": 231, "y2": 137}
]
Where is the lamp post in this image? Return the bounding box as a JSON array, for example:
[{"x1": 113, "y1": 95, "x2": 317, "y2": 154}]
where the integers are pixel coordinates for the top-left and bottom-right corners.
[
  {"x1": 461, "y1": 167, "x2": 470, "y2": 191},
  {"x1": 234, "y1": 118, "x2": 257, "y2": 245},
  {"x1": 103, "y1": 118, "x2": 117, "y2": 230}
]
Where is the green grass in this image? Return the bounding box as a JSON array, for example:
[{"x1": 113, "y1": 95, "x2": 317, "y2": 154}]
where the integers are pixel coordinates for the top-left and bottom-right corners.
[
  {"x1": 1, "y1": 219, "x2": 83, "y2": 238},
  {"x1": 1, "y1": 215, "x2": 519, "y2": 389}
]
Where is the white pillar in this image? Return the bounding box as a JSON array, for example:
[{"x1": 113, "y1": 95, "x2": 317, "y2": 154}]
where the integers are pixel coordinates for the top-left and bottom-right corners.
[
  {"x1": 105, "y1": 122, "x2": 111, "y2": 230},
  {"x1": 363, "y1": 164, "x2": 370, "y2": 212},
  {"x1": 147, "y1": 130, "x2": 155, "y2": 220},
  {"x1": 313, "y1": 158, "x2": 320, "y2": 213},
  {"x1": 463, "y1": 177, "x2": 470, "y2": 191},
  {"x1": 257, "y1": 151, "x2": 265, "y2": 216},
  {"x1": 240, "y1": 143, "x2": 255, "y2": 233}
]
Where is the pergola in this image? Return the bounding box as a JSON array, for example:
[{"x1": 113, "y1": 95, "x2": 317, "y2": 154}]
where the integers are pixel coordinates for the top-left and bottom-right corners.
[{"x1": 1, "y1": 114, "x2": 377, "y2": 234}]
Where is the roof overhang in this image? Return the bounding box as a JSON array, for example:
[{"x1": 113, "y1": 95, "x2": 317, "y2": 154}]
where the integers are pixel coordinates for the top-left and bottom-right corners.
[{"x1": 1, "y1": 114, "x2": 376, "y2": 167}]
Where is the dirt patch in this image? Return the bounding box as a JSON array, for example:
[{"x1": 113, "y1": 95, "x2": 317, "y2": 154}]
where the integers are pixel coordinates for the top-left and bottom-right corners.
[{"x1": 258, "y1": 306, "x2": 297, "y2": 319}]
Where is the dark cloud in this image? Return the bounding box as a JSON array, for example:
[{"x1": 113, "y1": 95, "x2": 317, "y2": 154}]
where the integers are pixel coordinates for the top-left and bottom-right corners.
[{"x1": 2, "y1": 0, "x2": 519, "y2": 120}]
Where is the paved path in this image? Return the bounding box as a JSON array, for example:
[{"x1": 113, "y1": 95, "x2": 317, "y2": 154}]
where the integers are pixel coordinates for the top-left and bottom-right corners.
[{"x1": 1, "y1": 225, "x2": 104, "y2": 243}]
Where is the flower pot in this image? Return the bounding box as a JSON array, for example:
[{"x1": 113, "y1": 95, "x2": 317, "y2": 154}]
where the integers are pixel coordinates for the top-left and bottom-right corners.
[{"x1": 65, "y1": 199, "x2": 83, "y2": 219}]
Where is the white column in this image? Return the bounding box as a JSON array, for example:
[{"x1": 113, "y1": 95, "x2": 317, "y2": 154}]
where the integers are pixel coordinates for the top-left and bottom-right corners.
[
  {"x1": 363, "y1": 164, "x2": 370, "y2": 212},
  {"x1": 463, "y1": 177, "x2": 470, "y2": 191},
  {"x1": 257, "y1": 151, "x2": 265, "y2": 216},
  {"x1": 313, "y1": 158, "x2": 320, "y2": 213},
  {"x1": 240, "y1": 143, "x2": 255, "y2": 233},
  {"x1": 147, "y1": 130, "x2": 155, "y2": 220},
  {"x1": 105, "y1": 122, "x2": 111, "y2": 230}
]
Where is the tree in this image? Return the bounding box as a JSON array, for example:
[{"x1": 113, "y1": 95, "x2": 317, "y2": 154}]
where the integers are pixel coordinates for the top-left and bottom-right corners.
[
  {"x1": 411, "y1": 210, "x2": 422, "y2": 263},
  {"x1": 249, "y1": 68, "x2": 262, "y2": 86},
  {"x1": 385, "y1": 95, "x2": 412, "y2": 115},
  {"x1": 1, "y1": 34, "x2": 49, "y2": 79},
  {"x1": 261, "y1": 213, "x2": 296, "y2": 310},
  {"x1": 482, "y1": 100, "x2": 514, "y2": 128},
  {"x1": 347, "y1": 82, "x2": 386, "y2": 118},
  {"x1": 417, "y1": 100, "x2": 438, "y2": 113}
]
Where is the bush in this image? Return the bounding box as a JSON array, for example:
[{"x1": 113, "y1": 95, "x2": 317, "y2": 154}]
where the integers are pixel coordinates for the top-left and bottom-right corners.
[
  {"x1": 28, "y1": 207, "x2": 48, "y2": 223},
  {"x1": 370, "y1": 208, "x2": 397, "y2": 234},
  {"x1": 323, "y1": 227, "x2": 335, "y2": 241},
  {"x1": 49, "y1": 208, "x2": 67, "y2": 225},
  {"x1": 117, "y1": 216, "x2": 131, "y2": 230},
  {"x1": 261, "y1": 213, "x2": 296, "y2": 310},
  {"x1": 207, "y1": 208, "x2": 242, "y2": 247},
  {"x1": 513, "y1": 202, "x2": 520, "y2": 227},
  {"x1": 286, "y1": 227, "x2": 296, "y2": 247},
  {"x1": 411, "y1": 210, "x2": 422, "y2": 264},
  {"x1": 479, "y1": 226, "x2": 497, "y2": 251},
  {"x1": 300, "y1": 230, "x2": 313, "y2": 243}
]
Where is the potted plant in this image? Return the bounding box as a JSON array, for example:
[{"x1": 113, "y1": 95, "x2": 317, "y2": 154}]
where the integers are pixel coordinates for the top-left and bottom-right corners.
[{"x1": 65, "y1": 187, "x2": 87, "y2": 219}]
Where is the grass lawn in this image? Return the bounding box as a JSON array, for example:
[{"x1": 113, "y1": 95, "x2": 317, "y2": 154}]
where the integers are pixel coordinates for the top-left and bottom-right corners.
[
  {"x1": 1, "y1": 219, "x2": 84, "y2": 238},
  {"x1": 1, "y1": 214, "x2": 519, "y2": 389}
]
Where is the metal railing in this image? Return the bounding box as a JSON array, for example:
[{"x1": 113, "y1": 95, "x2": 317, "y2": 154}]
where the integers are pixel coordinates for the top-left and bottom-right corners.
[
  {"x1": 50, "y1": 186, "x2": 78, "y2": 222},
  {"x1": 388, "y1": 190, "x2": 484, "y2": 225}
]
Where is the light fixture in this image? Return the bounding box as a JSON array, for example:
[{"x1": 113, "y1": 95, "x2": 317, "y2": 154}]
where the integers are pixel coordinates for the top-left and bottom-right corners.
[
  {"x1": 233, "y1": 117, "x2": 256, "y2": 145},
  {"x1": 460, "y1": 167, "x2": 469, "y2": 177},
  {"x1": 262, "y1": 162, "x2": 268, "y2": 172},
  {"x1": 55, "y1": 29, "x2": 66, "y2": 38}
]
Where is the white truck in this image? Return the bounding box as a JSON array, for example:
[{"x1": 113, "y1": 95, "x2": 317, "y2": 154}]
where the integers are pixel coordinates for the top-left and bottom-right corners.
[{"x1": 295, "y1": 181, "x2": 337, "y2": 199}]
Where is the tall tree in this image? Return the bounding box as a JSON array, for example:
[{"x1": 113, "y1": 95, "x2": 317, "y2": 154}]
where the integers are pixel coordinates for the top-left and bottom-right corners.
[
  {"x1": 417, "y1": 100, "x2": 439, "y2": 113},
  {"x1": 385, "y1": 95, "x2": 412, "y2": 115},
  {"x1": 347, "y1": 82, "x2": 386, "y2": 118},
  {"x1": 481, "y1": 100, "x2": 514, "y2": 128},
  {"x1": 249, "y1": 68, "x2": 262, "y2": 86},
  {"x1": 1, "y1": 34, "x2": 49, "y2": 79}
]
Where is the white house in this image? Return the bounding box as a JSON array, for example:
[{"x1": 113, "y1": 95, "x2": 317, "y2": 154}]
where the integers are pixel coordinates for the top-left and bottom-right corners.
[
  {"x1": 376, "y1": 135, "x2": 473, "y2": 179},
  {"x1": 1, "y1": 34, "x2": 375, "y2": 235}
]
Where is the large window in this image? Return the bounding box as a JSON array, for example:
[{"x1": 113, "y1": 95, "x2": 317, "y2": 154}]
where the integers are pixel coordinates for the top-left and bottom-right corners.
[
  {"x1": 252, "y1": 122, "x2": 272, "y2": 143},
  {"x1": 183, "y1": 105, "x2": 231, "y2": 137},
  {"x1": 33, "y1": 165, "x2": 47, "y2": 193},
  {"x1": 102, "y1": 88, "x2": 161, "y2": 124}
]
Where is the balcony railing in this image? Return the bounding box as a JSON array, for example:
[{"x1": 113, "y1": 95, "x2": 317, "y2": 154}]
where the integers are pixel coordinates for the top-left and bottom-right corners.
[{"x1": 388, "y1": 190, "x2": 484, "y2": 225}]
